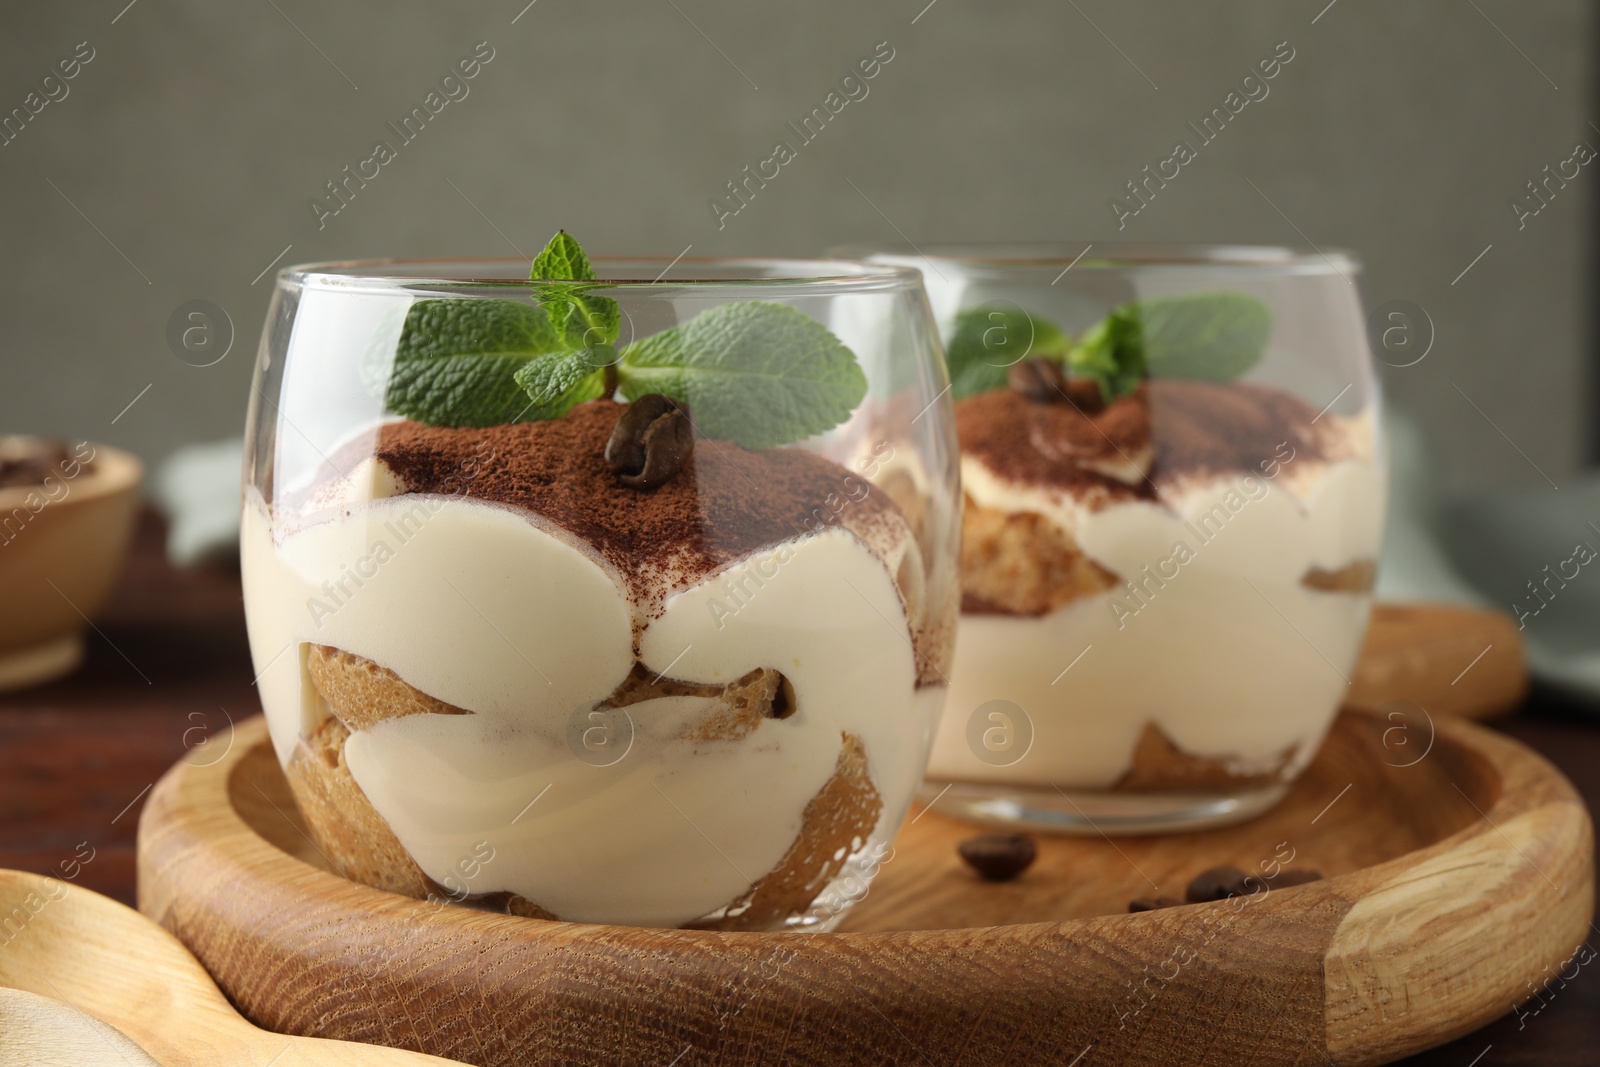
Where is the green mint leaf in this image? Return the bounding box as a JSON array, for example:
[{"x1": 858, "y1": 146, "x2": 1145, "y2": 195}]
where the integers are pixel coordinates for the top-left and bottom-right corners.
[
  {"x1": 1067, "y1": 307, "x2": 1147, "y2": 403},
  {"x1": 540, "y1": 281, "x2": 621, "y2": 350},
  {"x1": 530, "y1": 230, "x2": 620, "y2": 350},
  {"x1": 1131, "y1": 292, "x2": 1272, "y2": 381},
  {"x1": 530, "y1": 230, "x2": 596, "y2": 282},
  {"x1": 617, "y1": 301, "x2": 867, "y2": 450},
  {"x1": 386, "y1": 298, "x2": 566, "y2": 427},
  {"x1": 1065, "y1": 292, "x2": 1272, "y2": 403},
  {"x1": 512, "y1": 346, "x2": 613, "y2": 420},
  {"x1": 386, "y1": 232, "x2": 625, "y2": 427},
  {"x1": 945, "y1": 306, "x2": 1069, "y2": 400}
]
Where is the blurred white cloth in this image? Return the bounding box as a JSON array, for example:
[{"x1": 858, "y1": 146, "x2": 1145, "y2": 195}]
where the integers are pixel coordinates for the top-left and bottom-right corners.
[
  {"x1": 1379, "y1": 410, "x2": 1600, "y2": 704},
  {"x1": 1373, "y1": 411, "x2": 1484, "y2": 606},
  {"x1": 151, "y1": 438, "x2": 243, "y2": 565},
  {"x1": 1442, "y1": 478, "x2": 1600, "y2": 701}
]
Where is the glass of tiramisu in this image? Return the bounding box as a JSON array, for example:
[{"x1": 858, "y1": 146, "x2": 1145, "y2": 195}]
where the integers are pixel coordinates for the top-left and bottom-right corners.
[
  {"x1": 860, "y1": 244, "x2": 1385, "y2": 832},
  {"x1": 241, "y1": 235, "x2": 958, "y2": 929}
]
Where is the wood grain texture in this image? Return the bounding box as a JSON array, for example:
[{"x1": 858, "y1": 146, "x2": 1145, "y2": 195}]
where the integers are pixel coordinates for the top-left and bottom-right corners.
[
  {"x1": 0, "y1": 867, "x2": 468, "y2": 1065},
  {"x1": 0, "y1": 987, "x2": 160, "y2": 1067},
  {"x1": 136, "y1": 708, "x2": 1591, "y2": 1067},
  {"x1": 1351, "y1": 604, "x2": 1527, "y2": 720},
  {"x1": 1322, "y1": 731, "x2": 1594, "y2": 1064}
]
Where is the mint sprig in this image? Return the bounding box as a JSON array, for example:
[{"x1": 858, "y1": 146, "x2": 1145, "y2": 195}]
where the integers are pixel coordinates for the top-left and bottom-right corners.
[
  {"x1": 1066, "y1": 306, "x2": 1147, "y2": 402},
  {"x1": 512, "y1": 345, "x2": 614, "y2": 421},
  {"x1": 617, "y1": 302, "x2": 868, "y2": 450},
  {"x1": 944, "y1": 291, "x2": 1271, "y2": 404},
  {"x1": 944, "y1": 307, "x2": 1069, "y2": 400},
  {"x1": 530, "y1": 230, "x2": 621, "y2": 351},
  {"x1": 1124, "y1": 292, "x2": 1271, "y2": 382},
  {"x1": 529, "y1": 230, "x2": 593, "y2": 281},
  {"x1": 383, "y1": 231, "x2": 623, "y2": 427},
  {"x1": 386, "y1": 231, "x2": 868, "y2": 448},
  {"x1": 385, "y1": 299, "x2": 567, "y2": 427}
]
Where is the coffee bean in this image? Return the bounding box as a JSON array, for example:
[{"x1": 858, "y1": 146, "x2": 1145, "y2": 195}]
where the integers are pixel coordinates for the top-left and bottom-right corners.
[
  {"x1": 624, "y1": 410, "x2": 691, "y2": 489},
  {"x1": 605, "y1": 394, "x2": 679, "y2": 475},
  {"x1": 605, "y1": 395, "x2": 693, "y2": 489},
  {"x1": 1060, "y1": 376, "x2": 1107, "y2": 413},
  {"x1": 1128, "y1": 896, "x2": 1182, "y2": 913},
  {"x1": 957, "y1": 833, "x2": 1037, "y2": 882},
  {"x1": 1006, "y1": 359, "x2": 1111, "y2": 413},
  {"x1": 1185, "y1": 865, "x2": 1249, "y2": 903},
  {"x1": 1171, "y1": 864, "x2": 1325, "y2": 908},
  {"x1": 1007, "y1": 358, "x2": 1068, "y2": 402}
]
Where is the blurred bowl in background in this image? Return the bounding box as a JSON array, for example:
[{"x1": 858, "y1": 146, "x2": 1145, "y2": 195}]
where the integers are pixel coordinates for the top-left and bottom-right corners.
[{"x1": 0, "y1": 438, "x2": 141, "y2": 690}]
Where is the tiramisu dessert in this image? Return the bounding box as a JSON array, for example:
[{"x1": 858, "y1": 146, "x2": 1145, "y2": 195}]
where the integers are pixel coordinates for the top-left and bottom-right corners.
[
  {"x1": 243, "y1": 235, "x2": 950, "y2": 928},
  {"x1": 924, "y1": 290, "x2": 1383, "y2": 823}
]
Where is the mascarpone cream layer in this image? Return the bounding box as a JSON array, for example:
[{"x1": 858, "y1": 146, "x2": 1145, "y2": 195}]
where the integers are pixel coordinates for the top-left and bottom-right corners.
[{"x1": 242, "y1": 491, "x2": 925, "y2": 927}]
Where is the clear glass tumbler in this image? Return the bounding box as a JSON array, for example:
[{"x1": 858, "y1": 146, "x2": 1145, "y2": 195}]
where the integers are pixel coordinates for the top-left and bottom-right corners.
[
  {"x1": 240, "y1": 256, "x2": 958, "y2": 928},
  {"x1": 861, "y1": 244, "x2": 1386, "y2": 832}
]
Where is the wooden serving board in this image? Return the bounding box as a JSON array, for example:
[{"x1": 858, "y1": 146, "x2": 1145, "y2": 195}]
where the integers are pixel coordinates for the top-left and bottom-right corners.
[
  {"x1": 1351, "y1": 604, "x2": 1528, "y2": 720},
  {"x1": 137, "y1": 704, "x2": 1589, "y2": 1067}
]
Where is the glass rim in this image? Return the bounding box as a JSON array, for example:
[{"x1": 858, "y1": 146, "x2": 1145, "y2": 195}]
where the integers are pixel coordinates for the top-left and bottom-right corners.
[
  {"x1": 277, "y1": 256, "x2": 926, "y2": 295},
  {"x1": 837, "y1": 241, "x2": 1361, "y2": 276}
]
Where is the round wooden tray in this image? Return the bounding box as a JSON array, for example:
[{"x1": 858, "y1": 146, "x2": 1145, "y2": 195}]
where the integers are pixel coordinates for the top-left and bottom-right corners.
[
  {"x1": 1349, "y1": 604, "x2": 1528, "y2": 720},
  {"x1": 138, "y1": 706, "x2": 1590, "y2": 1067}
]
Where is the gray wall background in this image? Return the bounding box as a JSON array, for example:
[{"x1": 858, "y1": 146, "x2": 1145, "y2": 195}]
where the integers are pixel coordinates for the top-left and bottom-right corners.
[{"x1": 1, "y1": 0, "x2": 1591, "y2": 489}]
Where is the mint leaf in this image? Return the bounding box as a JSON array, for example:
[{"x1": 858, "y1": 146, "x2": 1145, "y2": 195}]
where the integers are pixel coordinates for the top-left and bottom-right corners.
[
  {"x1": 1067, "y1": 306, "x2": 1147, "y2": 402},
  {"x1": 512, "y1": 346, "x2": 613, "y2": 420},
  {"x1": 530, "y1": 230, "x2": 595, "y2": 282},
  {"x1": 386, "y1": 299, "x2": 566, "y2": 427},
  {"x1": 617, "y1": 302, "x2": 867, "y2": 450},
  {"x1": 530, "y1": 231, "x2": 620, "y2": 351},
  {"x1": 945, "y1": 307, "x2": 1069, "y2": 400},
  {"x1": 1131, "y1": 292, "x2": 1271, "y2": 381},
  {"x1": 387, "y1": 233, "x2": 869, "y2": 443},
  {"x1": 385, "y1": 231, "x2": 621, "y2": 427},
  {"x1": 1063, "y1": 292, "x2": 1273, "y2": 403},
  {"x1": 541, "y1": 281, "x2": 621, "y2": 351}
]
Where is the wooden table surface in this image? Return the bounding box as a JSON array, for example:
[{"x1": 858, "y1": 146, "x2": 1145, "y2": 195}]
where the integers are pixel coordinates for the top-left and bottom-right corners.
[{"x1": 2, "y1": 511, "x2": 1596, "y2": 1066}]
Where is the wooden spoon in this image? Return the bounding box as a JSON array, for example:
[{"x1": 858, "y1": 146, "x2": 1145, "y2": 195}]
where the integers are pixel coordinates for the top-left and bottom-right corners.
[
  {"x1": 0, "y1": 987, "x2": 161, "y2": 1066},
  {"x1": 0, "y1": 868, "x2": 464, "y2": 1066}
]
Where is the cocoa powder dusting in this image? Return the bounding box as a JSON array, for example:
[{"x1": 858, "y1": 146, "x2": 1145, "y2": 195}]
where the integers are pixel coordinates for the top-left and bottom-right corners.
[
  {"x1": 957, "y1": 379, "x2": 1336, "y2": 497},
  {"x1": 1145, "y1": 379, "x2": 1329, "y2": 475},
  {"x1": 957, "y1": 388, "x2": 1144, "y2": 501},
  {"x1": 366, "y1": 402, "x2": 899, "y2": 605}
]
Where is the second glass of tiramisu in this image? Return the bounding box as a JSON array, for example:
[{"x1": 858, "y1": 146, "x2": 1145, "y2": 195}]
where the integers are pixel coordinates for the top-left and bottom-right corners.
[{"x1": 862, "y1": 244, "x2": 1386, "y2": 832}]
